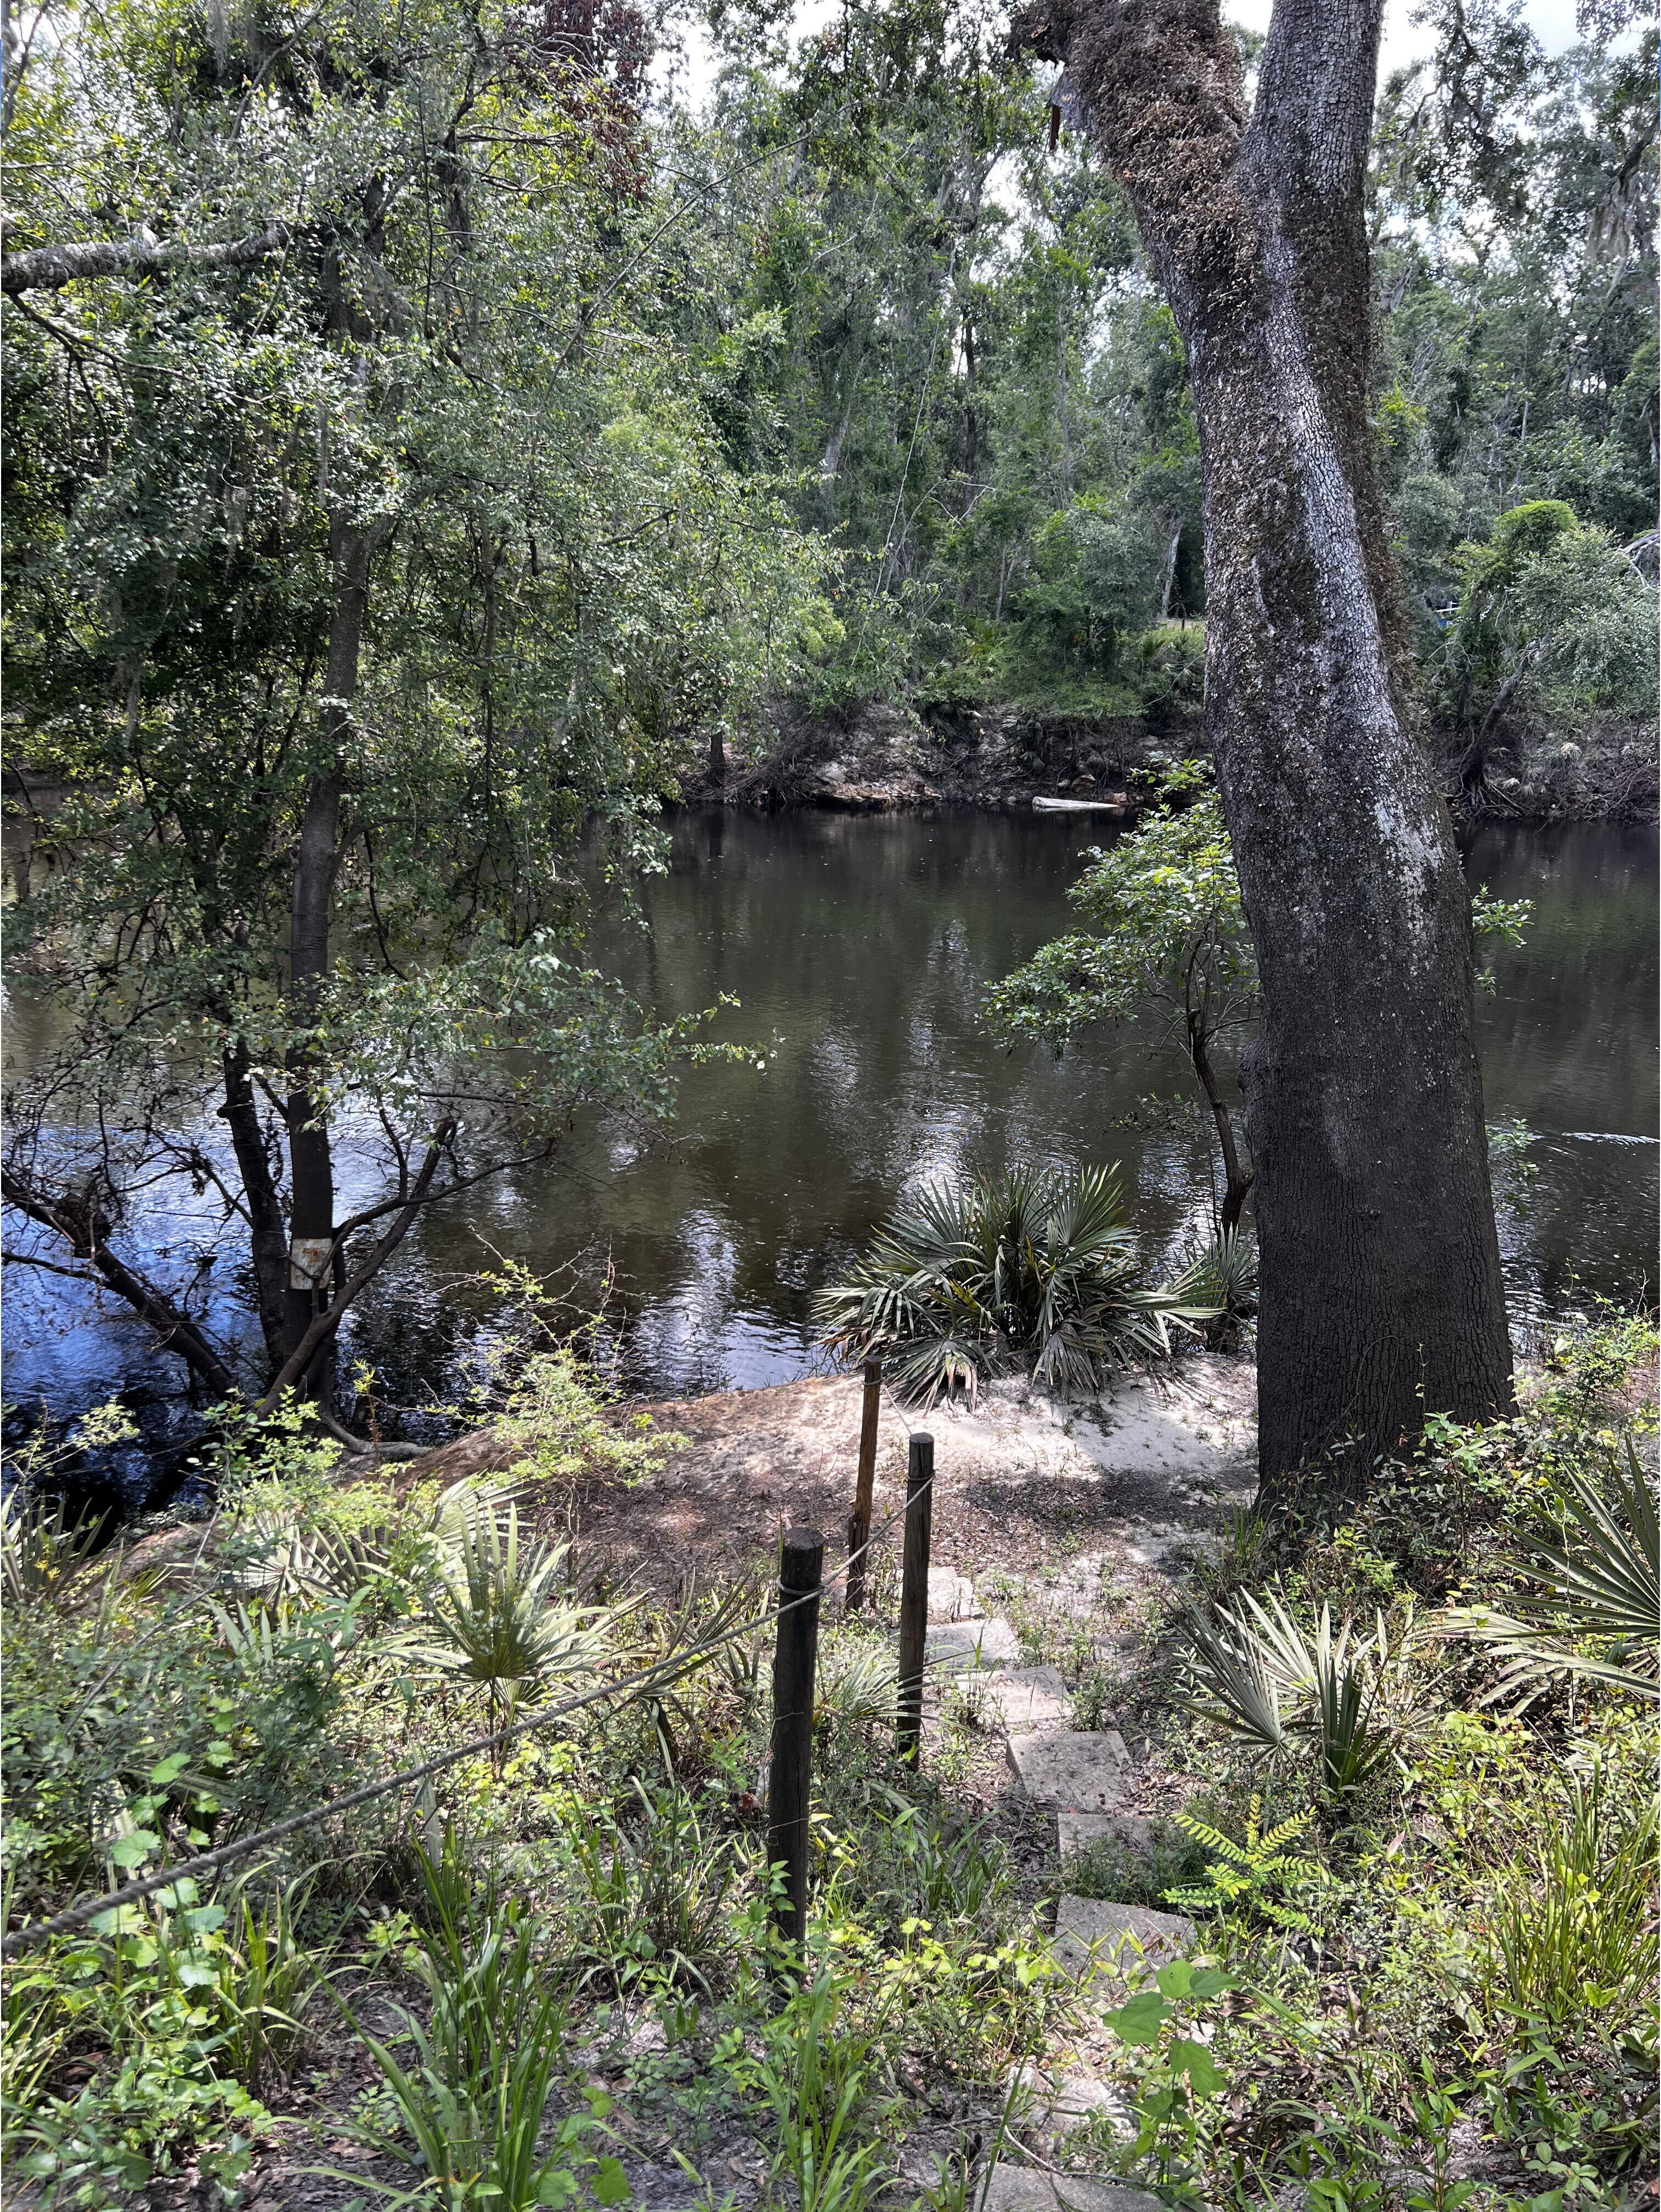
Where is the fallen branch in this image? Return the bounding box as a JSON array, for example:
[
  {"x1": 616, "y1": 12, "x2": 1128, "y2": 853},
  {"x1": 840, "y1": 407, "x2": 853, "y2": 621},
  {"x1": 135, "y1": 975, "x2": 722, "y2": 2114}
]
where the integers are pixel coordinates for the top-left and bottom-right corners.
[{"x1": 1, "y1": 1171, "x2": 241, "y2": 1396}]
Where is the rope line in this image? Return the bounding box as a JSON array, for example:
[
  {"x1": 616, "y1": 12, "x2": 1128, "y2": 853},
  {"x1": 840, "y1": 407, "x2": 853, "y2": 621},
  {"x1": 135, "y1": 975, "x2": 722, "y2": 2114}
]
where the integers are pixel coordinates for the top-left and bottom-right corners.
[{"x1": 1, "y1": 1401, "x2": 941, "y2": 1960}]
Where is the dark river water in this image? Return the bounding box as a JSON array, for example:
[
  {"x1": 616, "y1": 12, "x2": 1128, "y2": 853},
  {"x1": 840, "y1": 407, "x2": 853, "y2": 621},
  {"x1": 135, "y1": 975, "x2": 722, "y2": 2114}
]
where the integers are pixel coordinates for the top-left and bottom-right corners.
[{"x1": 4, "y1": 811, "x2": 1656, "y2": 1472}]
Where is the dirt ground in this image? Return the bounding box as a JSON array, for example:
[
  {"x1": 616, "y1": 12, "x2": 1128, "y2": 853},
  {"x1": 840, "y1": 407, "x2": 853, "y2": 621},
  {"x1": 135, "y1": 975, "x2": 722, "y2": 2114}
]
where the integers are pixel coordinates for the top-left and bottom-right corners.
[{"x1": 387, "y1": 1351, "x2": 1261, "y2": 1603}]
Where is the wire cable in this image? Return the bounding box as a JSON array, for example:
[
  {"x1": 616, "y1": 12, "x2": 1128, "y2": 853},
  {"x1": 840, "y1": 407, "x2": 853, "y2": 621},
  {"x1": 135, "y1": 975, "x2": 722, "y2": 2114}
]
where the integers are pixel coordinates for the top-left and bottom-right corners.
[{"x1": 2, "y1": 1407, "x2": 940, "y2": 1959}]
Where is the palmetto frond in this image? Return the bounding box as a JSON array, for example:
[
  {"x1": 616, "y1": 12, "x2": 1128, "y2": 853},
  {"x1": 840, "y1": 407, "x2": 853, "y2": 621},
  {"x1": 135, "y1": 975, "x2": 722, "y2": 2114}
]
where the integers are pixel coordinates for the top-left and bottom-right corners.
[
  {"x1": 1179, "y1": 1601, "x2": 1291, "y2": 1753},
  {"x1": 235, "y1": 1509, "x2": 392, "y2": 1606},
  {"x1": 1436, "y1": 1438, "x2": 1659, "y2": 1705},
  {"x1": 404, "y1": 1490, "x2": 620, "y2": 1701},
  {"x1": 813, "y1": 1163, "x2": 1218, "y2": 1404},
  {"x1": 1168, "y1": 1227, "x2": 1259, "y2": 1318},
  {"x1": 1, "y1": 1489, "x2": 108, "y2": 1608},
  {"x1": 1180, "y1": 1592, "x2": 1404, "y2": 1798},
  {"x1": 816, "y1": 1643, "x2": 906, "y2": 1728}
]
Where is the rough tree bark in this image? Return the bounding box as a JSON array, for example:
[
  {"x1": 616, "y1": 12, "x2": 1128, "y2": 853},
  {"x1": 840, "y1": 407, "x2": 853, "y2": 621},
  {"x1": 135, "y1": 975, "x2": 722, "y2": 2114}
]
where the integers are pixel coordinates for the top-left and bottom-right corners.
[{"x1": 1016, "y1": 0, "x2": 1513, "y2": 1495}]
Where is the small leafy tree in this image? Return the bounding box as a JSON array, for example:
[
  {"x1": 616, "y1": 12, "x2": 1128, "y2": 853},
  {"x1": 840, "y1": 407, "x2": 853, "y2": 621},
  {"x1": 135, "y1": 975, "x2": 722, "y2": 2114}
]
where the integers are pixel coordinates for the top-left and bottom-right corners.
[
  {"x1": 1, "y1": 0, "x2": 828, "y2": 1420},
  {"x1": 984, "y1": 766, "x2": 1258, "y2": 1233},
  {"x1": 1442, "y1": 500, "x2": 1658, "y2": 797},
  {"x1": 985, "y1": 765, "x2": 1531, "y2": 1239}
]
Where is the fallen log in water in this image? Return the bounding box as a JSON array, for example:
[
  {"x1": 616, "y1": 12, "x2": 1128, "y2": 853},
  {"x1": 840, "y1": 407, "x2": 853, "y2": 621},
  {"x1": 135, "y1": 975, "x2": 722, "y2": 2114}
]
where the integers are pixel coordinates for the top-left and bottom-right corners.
[{"x1": 1032, "y1": 795, "x2": 1131, "y2": 814}]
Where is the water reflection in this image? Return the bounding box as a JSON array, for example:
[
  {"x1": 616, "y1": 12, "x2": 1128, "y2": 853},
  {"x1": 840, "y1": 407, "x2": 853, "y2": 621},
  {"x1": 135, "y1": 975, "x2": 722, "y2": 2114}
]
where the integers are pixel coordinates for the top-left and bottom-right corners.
[{"x1": 3, "y1": 812, "x2": 1656, "y2": 1462}]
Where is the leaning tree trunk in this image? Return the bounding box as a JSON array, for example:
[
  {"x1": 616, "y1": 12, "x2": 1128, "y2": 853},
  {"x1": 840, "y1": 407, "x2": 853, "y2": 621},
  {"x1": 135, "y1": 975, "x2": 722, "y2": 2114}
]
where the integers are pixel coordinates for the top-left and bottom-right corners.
[
  {"x1": 282, "y1": 514, "x2": 370, "y2": 1401},
  {"x1": 1020, "y1": 0, "x2": 1513, "y2": 1496}
]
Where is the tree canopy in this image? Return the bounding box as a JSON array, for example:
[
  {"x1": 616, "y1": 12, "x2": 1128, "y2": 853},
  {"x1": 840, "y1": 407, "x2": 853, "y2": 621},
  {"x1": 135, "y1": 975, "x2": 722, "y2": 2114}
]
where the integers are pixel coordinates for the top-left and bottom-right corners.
[{"x1": 2, "y1": 0, "x2": 1654, "y2": 1426}]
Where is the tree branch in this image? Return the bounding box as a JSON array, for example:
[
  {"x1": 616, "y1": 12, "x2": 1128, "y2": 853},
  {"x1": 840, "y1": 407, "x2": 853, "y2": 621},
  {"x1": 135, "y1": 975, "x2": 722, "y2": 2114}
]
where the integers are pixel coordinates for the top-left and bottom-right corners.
[
  {"x1": 326, "y1": 1133, "x2": 555, "y2": 1246},
  {"x1": 2, "y1": 1248, "x2": 99, "y2": 1284},
  {"x1": 255, "y1": 1124, "x2": 455, "y2": 1410},
  {"x1": 1, "y1": 1172, "x2": 242, "y2": 1396},
  {"x1": 2, "y1": 221, "x2": 291, "y2": 295}
]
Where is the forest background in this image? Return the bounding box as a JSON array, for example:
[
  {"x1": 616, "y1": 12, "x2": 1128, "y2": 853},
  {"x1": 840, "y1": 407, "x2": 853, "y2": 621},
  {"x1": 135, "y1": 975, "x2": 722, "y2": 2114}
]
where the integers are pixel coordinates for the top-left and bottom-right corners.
[
  {"x1": 4, "y1": 0, "x2": 1656, "y2": 1435},
  {"x1": 3, "y1": 4, "x2": 1660, "y2": 2207},
  {"x1": 6, "y1": 0, "x2": 1657, "y2": 818}
]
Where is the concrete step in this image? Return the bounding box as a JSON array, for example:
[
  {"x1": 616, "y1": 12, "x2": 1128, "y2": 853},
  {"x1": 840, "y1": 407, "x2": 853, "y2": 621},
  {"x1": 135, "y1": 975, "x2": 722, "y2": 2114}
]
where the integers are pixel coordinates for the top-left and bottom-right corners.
[
  {"x1": 1004, "y1": 2061, "x2": 1133, "y2": 2155},
  {"x1": 928, "y1": 1565, "x2": 981, "y2": 1621},
  {"x1": 1053, "y1": 1894, "x2": 1197, "y2": 1996},
  {"x1": 925, "y1": 1615, "x2": 1022, "y2": 1672},
  {"x1": 1057, "y1": 1811, "x2": 1174, "y2": 1860},
  {"x1": 980, "y1": 2169, "x2": 1167, "y2": 2212},
  {"x1": 969, "y1": 1663, "x2": 1071, "y2": 1734},
  {"x1": 1007, "y1": 1729, "x2": 1133, "y2": 1811}
]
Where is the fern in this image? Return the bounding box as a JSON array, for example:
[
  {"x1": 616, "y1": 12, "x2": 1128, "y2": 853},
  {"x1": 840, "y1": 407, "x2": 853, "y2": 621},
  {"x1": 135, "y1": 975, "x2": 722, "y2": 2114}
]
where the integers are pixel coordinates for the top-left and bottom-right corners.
[{"x1": 1163, "y1": 1796, "x2": 1323, "y2": 1931}]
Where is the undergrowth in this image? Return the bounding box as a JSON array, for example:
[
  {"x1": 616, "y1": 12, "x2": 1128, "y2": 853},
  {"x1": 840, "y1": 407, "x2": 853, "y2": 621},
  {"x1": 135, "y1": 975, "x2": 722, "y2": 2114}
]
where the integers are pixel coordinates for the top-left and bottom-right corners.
[{"x1": 1, "y1": 1311, "x2": 1654, "y2": 2210}]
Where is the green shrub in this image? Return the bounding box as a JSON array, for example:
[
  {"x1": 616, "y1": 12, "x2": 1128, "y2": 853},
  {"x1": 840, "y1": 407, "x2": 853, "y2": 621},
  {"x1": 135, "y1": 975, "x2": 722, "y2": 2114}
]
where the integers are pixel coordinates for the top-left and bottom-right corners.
[
  {"x1": 1481, "y1": 1774, "x2": 1658, "y2": 2038},
  {"x1": 813, "y1": 1163, "x2": 1216, "y2": 1404},
  {"x1": 563, "y1": 1780, "x2": 747, "y2": 1995},
  {"x1": 338, "y1": 1838, "x2": 627, "y2": 2212}
]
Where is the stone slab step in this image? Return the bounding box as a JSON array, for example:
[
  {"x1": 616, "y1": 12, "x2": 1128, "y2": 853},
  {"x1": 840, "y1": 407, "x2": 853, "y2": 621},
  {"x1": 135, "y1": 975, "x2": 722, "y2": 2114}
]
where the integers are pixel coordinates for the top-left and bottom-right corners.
[
  {"x1": 1057, "y1": 1812, "x2": 1173, "y2": 1860},
  {"x1": 980, "y1": 2168, "x2": 1167, "y2": 2212},
  {"x1": 926, "y1": 1616, "x2": 1021, "y2": 1672},
  {"x1": 971, "y1": 1664, "x2": 1071, "y2": 1734},
  {"x1": 1053, "y1": 1894, "x2": 1196, "y2": 1993},
  {"x1": 1004, "y1": 2061, "x2": 1132, "y2": 2155},
  {"x1": 928, "y1": 1565, "x2": 981, "y2": 1622},
  {"x1": 1007, "y1": 1729, "x2": 1133, "y2": 1810}
]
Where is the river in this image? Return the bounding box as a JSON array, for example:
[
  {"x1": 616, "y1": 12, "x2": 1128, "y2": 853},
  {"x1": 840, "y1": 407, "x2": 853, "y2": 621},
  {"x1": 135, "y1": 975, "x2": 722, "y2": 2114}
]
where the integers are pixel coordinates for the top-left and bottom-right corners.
[{"x1": 3, "y1": 812, "x2": 1656, "y2": 1478}]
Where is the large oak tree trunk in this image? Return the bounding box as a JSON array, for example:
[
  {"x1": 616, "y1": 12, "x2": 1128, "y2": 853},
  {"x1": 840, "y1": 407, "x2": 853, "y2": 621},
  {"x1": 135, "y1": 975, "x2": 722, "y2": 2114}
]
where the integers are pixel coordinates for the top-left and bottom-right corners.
[{"x1": 1019, "y1": 0, "x2": 1513, "y2": 1495}]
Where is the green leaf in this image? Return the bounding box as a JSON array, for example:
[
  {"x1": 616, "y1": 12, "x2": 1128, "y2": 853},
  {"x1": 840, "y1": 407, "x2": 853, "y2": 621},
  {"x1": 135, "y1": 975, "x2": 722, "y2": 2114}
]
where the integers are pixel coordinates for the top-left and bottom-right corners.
[
  {"x1": 91, "y1": 1904, "x2": 147, "y2": 1938},
  {"x1": 110, "y1": 1830, "x2": 160, "y2": 1869},
  {"x1": 1188, "y1": 1968, "x2": 1237, "y2": 1999},
  {"x1": 149, "y1": 1752, "x2": 191, "y2": 1786},
  {"x1": 1167, "y1": 2036, "x2": 1224, "y2": 2095},
  {"x1": 591, "y1": 2155, "x2": 632, "y2": 2204},
  {"x1": 1103, "y1": 1991, "x2": 1168, "y2": 2046}
]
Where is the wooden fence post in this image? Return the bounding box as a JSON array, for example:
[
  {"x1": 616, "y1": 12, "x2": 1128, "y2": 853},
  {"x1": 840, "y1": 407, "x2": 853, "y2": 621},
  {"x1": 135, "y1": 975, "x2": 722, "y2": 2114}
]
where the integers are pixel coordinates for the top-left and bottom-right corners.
[
  {"x1": 844, "y1": 1356, "x2": 883, "y2": 1614},
  {"x1": 767, "y1": 1526, "x2": 824, "y2": 1948},
  {"x1": 895, "y1": 1431, "x2": 933, "y2": 1767}
]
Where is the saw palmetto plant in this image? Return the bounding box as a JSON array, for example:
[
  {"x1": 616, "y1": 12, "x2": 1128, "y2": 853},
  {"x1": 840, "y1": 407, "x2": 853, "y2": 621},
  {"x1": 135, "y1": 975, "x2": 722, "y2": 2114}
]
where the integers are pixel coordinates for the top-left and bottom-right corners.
[
  {"x1": 405, "y1": 1489, "x2": 622, "y2": 1734},
  {"x1": 0, "y1": 1490, "x2": 108, "y2": 1610},
  {"x1": 1436, "y1": 1437, "x2": 1659, "y2": 1706},
  {"x1": 813, "y1": 1163, "x2": 1218, "y2": 1406},
  {"x1": 1180, "y1": 1590, "x2": 1412, "y2": 1802}
]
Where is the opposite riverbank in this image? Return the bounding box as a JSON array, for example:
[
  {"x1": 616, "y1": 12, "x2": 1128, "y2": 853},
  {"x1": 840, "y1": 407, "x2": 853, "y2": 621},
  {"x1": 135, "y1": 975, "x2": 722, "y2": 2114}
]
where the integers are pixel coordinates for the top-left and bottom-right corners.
[{"x1": 677, "y1": 692, "x2": 1658, "y2": 824}]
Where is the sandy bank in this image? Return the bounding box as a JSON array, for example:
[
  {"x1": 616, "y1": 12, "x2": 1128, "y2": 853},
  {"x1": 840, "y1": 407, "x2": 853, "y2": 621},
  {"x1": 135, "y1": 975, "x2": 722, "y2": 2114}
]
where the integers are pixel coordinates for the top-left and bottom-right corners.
[{"x1": 397, "y1": 1352, "x2": 1259, "y2": 1594}]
